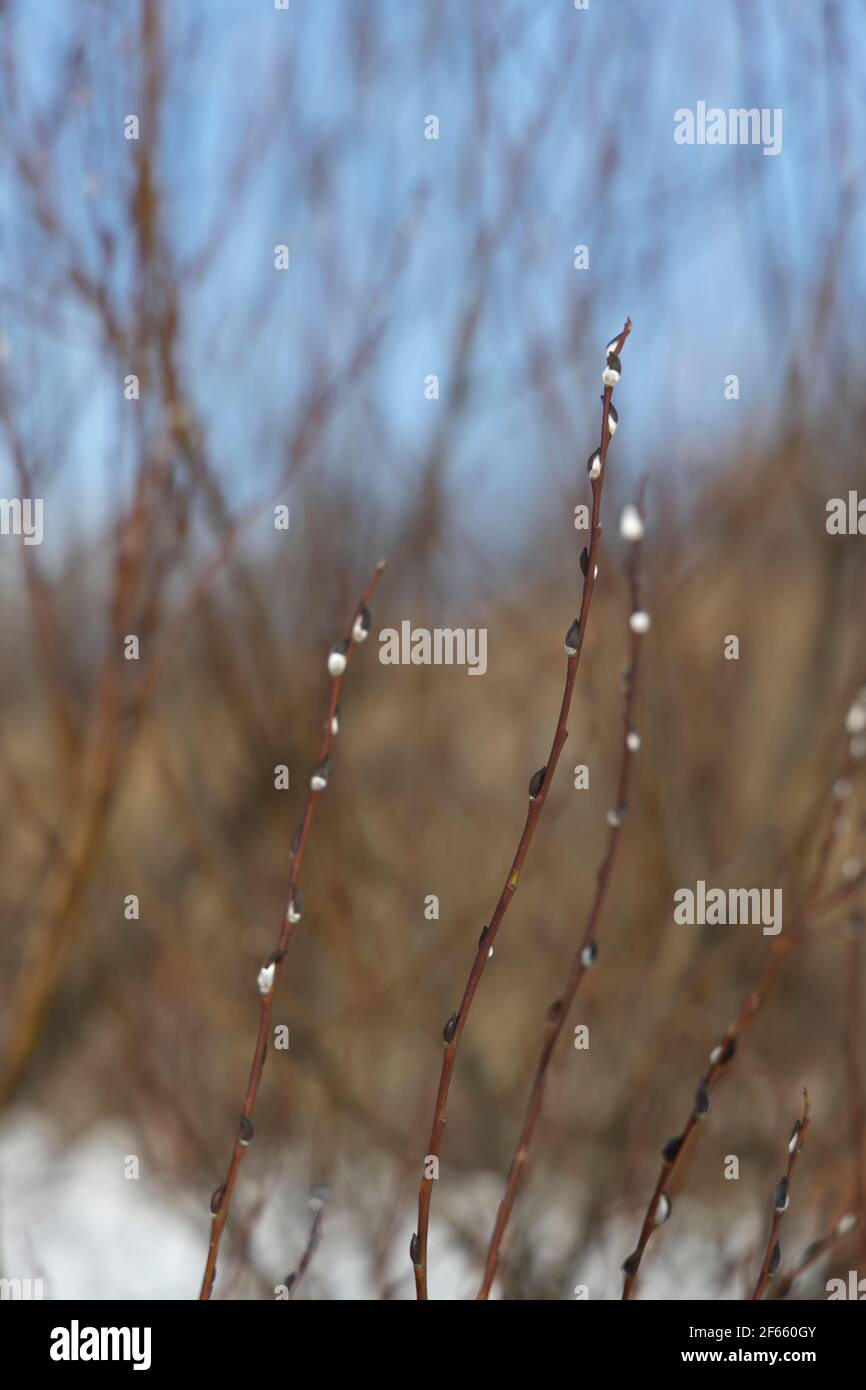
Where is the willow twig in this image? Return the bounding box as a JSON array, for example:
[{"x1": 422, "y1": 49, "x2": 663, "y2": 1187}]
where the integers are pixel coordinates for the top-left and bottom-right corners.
[
  {"x1": 411, "y1": 320, "x2": 633, "y2": 1299},
  {"x1": 752, "y1": 1089, "x2": 811, "y2": 1299},
  {"x1": 620, "y1": 877, "x2": 863, "y2": 1300},
  {"x1": 199, "y1": 560, "x2": 385, "y2": 1300},
  {"x1": 477, "y1": 490, "x2": 648, "y2": 1299},
  {"x1": 773, "y1": 1209, "x2": 859, "y2": 1299},
  {"x1": 284, "y1": 1185, "x2": 331, "y2": 1299},
  {"x1": 620, "y1": 705, "x2": 866, "y2": 1300}
]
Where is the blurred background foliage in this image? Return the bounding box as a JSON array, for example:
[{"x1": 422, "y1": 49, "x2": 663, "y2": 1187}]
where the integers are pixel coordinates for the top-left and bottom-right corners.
[{"x1": 0, "y1": 0, "x2": 864, "y2": 1299}]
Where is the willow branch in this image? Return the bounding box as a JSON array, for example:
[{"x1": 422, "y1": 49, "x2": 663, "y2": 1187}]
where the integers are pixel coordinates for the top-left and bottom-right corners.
[
  {"x1": 773, "y1": 1209, "x2": 859, "y2": 1299},
  {"x1": 283, "y1": 1185, "x2": 331, "y2": 1300},
  {"x1": 199, "y1": 559, "x2": 385, "y2": 1301},
  {"x1": 477, "y1": 491, "x2": 648, "y2": 1299},
  {"x1": 411, "y1": 319, "x2": 633, "y2": 1300},
  {"x1": 620, "y1": 711, "x2": 866, "y2": 1300},
  {"x1": 752, "y1": 1089, "x2": 811, "y2": 1300}
]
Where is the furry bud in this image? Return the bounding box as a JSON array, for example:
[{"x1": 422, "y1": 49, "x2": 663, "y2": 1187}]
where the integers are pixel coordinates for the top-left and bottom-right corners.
[
  {"x1": 603, "y1": 354, "x2": 621, "y2": 386},
  {"x1": 327, "y1": 640, "x2": 348, "y2": 677},
  {"x1": 845, "y1": 700, "x2": 866, "y2": 735},
  {"x1": 309, "y1": 1183, "x2": 332, "y2": 1212},
  {"x1": 653, "y1": 1191, "x2": 672, "y2": 1226},
  {"x1": 709, "y1": 1036, "x2": 736, "y2": 1067},
  {"x1": 352, "y1": 605, "x2": 371, "y2": 644},
  {"x1": 311, "y1": 755, "x2": 332, "y2": 791},
  {"x1": 619, "y1": 504, "x2": 644, "y2": 542},
  {"x1": 580, "y1": 941, "x2": 598, "y2": 967}
]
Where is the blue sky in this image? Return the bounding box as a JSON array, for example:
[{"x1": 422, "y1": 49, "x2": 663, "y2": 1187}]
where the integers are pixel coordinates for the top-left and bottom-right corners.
[{"x1": 1, "y1": 0, "x2": 863, "y2": 564}]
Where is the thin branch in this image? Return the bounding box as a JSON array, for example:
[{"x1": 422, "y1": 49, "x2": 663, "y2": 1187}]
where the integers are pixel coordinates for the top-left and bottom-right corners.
[
  {"x1": 283, "y1": 1185, "x2": 331, "y2": 1300},
  {"x1": 773, "y1": 1209, "x2": 859, "y2": 1299},
  {"x1": 620, "y1": 713, "x2": 866, "y2": 1300},
  {"x1": 619, "y1": 879, "x2": 863, "y2": 1300},
  {"x1": 752, "y1": 1089, "x2": 811, "y2": 1300},
  {"x1": 477, "y1": 489, "x2": 649, "y2": 1299},
  {"x1": 199, "y1": 559, "x2": 385, "y2": 1301},
  {"x1": 411, "y1": 319, "x2": 633, "y2": 1300}
]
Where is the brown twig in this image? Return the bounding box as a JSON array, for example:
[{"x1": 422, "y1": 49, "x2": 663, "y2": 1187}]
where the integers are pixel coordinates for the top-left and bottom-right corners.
[
  {"x1": 752, "y1": 1089, "x2": 811, "y2": 1299},
  {"x1": 773, "y1": 1209, "x2": 859, "y2": 1299},
  {"x1": 620, "y1": 718, "x2": 865, "y2": 1299},
  {"x1": 477, "y1": 488, "x2": 648, "y2": 1299},
  {"x1": 619, "y1": 878, "x2": 863, "y2": 1300},
  {"x1": 199, "y1": 560, "x2": 385, "y2": 1300},
  {"x1": 283, "y1": 1185, "x2": 331, "y2": 1299},
  {"x1": 410, "y1": 320, "x2": 633, "y2": 1299}
]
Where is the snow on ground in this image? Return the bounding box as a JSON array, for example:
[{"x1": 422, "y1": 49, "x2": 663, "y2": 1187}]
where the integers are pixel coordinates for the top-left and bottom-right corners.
[{"x1": 0, "y1": 1109, "x2": 790, "y2": 1300}]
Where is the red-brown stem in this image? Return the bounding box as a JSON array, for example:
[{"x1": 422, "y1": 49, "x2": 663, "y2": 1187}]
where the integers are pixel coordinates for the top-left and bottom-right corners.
[
  {"x1": 752, "y1": 1090, "x2": 811, "y2": 1299},
  {"x1": 773, "y1": 1210, "x2": 860, "y2": 1299},
  {"x1": 284, "y1": 1192, "x2": 329, "y2": 1299},
  {"x1": 477, "y1": 502, "x2": 647, "y2": 1299},
  {"x1": 412, "y1": 320, "x2": 633, "y2": 1300},
  {"x1": 199, "y1": 560, "x2": 385, "y2": 1301},
  {"x1": 620, "y1": 862, "x2": 864, "y2": 1300}
]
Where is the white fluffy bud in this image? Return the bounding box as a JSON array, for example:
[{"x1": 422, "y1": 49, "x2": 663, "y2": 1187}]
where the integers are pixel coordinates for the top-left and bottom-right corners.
[
  {"x1": 327, "y1": 642, "x2": 348, "y2": 677},
  {"x1": 846, "y1": 700, "x2": 866, "y2": 735},
  {"x1": 619, "y1": 504, "x2": 644, "y2": 542},
  {"x1": 602, "y1": 353, "x2": 621, "y2": 387},
  {"x1": 352, "y1": 604, "x2": 371, "y2": 644}
]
